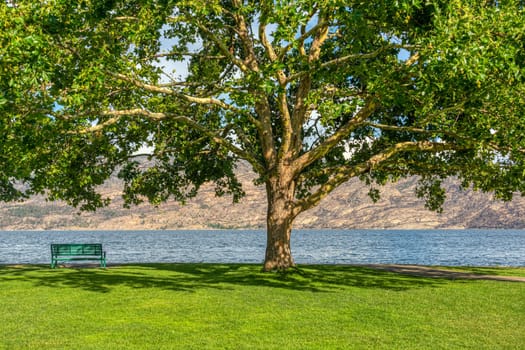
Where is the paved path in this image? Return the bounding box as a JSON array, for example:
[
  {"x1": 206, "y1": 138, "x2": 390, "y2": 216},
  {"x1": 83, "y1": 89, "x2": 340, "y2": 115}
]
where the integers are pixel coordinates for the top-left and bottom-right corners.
[{"x1": 363, "y1": 264, "x2": 525, "y2": 282}]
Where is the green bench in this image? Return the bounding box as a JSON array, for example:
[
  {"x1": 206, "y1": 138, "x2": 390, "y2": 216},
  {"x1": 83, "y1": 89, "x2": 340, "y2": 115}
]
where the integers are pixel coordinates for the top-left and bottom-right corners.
[{"x1": 50, "y1": 243, "x2": 107, "y2": 268}]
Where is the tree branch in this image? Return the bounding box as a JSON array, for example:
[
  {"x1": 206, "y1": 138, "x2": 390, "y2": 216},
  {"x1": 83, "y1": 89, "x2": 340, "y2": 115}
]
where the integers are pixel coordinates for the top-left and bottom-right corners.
[
  {"x1": 294, "y1": 98, "x2": 378, "y2": 175},
  {"x1": 293, "y1": 140, "x2": 469, "y2": 215},
  {"x1": 278, "y1": 18, "x2": 327, "y2": 61},
  {"x1": 166, "y1": 12, "x2": 249, "y2": 72},
  {"x1": 259, "y1": 21, "x2": 287, "y2": 87},
  {"x1": 113, "y1": 16, "x2": 139, "y2": 21},
  {"x1": 109, "y1": 72, "x2": 249, "y2": 116},
  {"x1": 286, "y1": 44, "x2": 417, "y2": 83},
  {"x1": 364, "y1": 122, "x2": 438, "y2": 135},
  {"x1": 194, "y1": 21, "x2": 250, "y2": 73},
  {"x1": 288, "y1": 16, "x2": 330, "y2": 158},
  {"x1": 76, "y1": 108, "x2": 265, "y2": 173},
  {"x1": 259, "y1": 22, "x2": 278, "y2": 63},
  {"x1": 144, "y1": 52, "x2": 227, "y2": 61}
]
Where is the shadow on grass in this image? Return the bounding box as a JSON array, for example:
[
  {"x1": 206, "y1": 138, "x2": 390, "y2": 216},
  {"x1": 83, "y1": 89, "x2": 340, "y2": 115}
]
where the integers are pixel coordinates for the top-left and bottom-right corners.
[{"x1": 0, "y1": 263, "x2": 449, "y2": 294}]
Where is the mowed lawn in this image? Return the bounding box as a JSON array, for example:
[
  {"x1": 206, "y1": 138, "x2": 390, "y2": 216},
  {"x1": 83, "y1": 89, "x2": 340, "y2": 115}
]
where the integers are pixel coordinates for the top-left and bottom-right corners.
[{"x1": 0, "y1": 264, "x2": 524, "y2": 349}]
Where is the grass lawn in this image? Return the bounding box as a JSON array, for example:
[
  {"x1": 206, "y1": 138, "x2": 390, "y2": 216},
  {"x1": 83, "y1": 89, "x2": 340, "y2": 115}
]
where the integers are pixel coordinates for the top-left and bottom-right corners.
[{"x1": 0, "y1": 264, "x2": 524, "y2": 349}]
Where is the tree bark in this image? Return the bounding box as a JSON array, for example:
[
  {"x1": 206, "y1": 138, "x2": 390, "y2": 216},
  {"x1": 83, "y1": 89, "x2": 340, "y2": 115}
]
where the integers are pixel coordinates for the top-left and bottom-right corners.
[{"x1": 263, "y1": 169, "x2": 297, "y2": 271}]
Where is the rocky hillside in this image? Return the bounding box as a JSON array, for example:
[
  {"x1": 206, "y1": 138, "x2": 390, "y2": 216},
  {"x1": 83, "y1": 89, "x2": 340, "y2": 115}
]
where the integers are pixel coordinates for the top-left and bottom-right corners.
[{"x1": 0, "y1": 163, "x2": 524, "y2": 230}]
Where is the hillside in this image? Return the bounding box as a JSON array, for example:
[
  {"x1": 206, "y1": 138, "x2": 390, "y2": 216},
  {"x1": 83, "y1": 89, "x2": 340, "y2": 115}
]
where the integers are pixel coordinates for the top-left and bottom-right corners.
[{"x1": 1, "y1": 163, "x2": 524, "y2": 230}]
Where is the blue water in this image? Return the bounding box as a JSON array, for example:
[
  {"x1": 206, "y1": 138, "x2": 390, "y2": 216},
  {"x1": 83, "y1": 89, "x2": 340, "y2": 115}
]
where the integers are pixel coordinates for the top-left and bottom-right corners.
[{"x1": 0, "y1": 229, "x2": 524, "y2": 266}]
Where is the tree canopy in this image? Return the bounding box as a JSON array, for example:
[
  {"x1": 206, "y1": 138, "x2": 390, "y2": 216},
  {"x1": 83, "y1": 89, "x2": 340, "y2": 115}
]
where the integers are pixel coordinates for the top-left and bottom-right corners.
[{"x1": 1, "y1": 0, "x2": 525, "y2": 269}]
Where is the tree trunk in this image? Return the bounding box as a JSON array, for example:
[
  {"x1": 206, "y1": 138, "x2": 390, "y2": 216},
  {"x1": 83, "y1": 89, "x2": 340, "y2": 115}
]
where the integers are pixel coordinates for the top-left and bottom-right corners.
[{"x1": 263, "y1": 171, "x2": 297, "y2": 271}]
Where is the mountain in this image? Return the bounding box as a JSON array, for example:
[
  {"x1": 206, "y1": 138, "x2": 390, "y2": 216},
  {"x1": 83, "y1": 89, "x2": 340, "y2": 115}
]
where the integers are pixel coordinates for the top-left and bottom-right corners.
[{"x1": 1, "y1": 162, "x2": 524, "y2": 230}]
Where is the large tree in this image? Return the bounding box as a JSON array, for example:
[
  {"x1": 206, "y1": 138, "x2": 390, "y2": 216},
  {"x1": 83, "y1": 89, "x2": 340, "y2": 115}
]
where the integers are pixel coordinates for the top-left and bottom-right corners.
[{"x1": 1, "y1": 0, "x2": 524, "y2": 270}]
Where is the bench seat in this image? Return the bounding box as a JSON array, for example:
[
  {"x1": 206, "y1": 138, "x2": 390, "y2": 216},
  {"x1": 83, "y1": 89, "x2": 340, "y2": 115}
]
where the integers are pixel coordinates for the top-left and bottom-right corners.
[{"x1": 51, "y1": 243, "x2": 106, "y2": 268}]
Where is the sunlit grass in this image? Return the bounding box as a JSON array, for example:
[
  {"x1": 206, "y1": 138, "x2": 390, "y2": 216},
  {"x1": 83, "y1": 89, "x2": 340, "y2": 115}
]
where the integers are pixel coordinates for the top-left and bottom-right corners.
[{"x1": 0, "y1": 264, "x2": 524, "y2": 349}]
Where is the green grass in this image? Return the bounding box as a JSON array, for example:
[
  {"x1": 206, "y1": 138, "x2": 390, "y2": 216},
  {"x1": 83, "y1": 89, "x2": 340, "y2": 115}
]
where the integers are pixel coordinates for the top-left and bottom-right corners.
[
  {"x1": 435, "y1": 266, "x2": 525, "y2": 277},
  {"x1": 0, "y1": 264, "x2": 524, "y2": 349}
]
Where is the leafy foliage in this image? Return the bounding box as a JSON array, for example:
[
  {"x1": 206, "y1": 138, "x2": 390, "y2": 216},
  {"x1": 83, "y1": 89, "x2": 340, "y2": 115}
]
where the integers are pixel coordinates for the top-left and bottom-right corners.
[{"x1": 1, "y1": 1, "x2": 524, "y2": 220}]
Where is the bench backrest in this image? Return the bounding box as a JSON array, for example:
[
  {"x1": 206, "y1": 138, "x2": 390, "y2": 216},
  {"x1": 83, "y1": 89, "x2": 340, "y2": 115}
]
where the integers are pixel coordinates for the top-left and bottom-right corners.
[{"x1": 51, "y1": 244, "x2": 103, "y2": 256}]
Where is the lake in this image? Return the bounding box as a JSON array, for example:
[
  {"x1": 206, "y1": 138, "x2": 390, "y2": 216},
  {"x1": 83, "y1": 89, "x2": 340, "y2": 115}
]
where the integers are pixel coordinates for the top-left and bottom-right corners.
[{"x1": 0, "y1": 229, "x2": 524, "y2": 266}]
